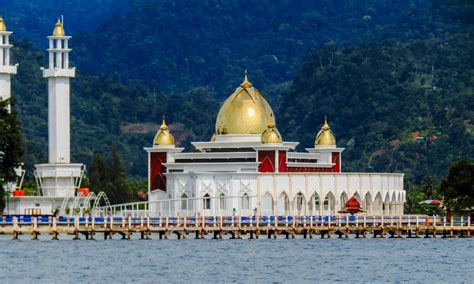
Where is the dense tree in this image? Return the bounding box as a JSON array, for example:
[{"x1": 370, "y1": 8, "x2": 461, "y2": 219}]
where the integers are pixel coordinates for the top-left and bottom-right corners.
[
  {"x1": 0, "y1": 100, "x2": 24, "y2": 210},
  {"x1": 88, "y1": 147, "x2": 131, "y2": 204},
  {"x1": 0, "y1": 100, "x2": 24, "y2": 182},
  {"x1": 106, "y1": 146, "x2": 130, "y2": 204},
  {"x1": 439, "y1": 158, "x2": 474, "y2": 211},
  {"x1": 89, "y1": 153, "x2": 108, "y2": 193},
  {"x1": 0, "y1": 99, "x2": 24, "y2": 210}
]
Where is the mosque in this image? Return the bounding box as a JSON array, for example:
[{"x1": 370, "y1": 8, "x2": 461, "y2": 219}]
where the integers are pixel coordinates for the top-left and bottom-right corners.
[
  {"x1": 1, "y1": 18, "x2": 405, "y2": 217},
  {"x1": 145, "y1": 77, "x2": 406, "y2": 217}
]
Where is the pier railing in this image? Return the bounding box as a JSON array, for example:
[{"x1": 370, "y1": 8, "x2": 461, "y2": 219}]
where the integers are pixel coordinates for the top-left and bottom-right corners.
[
  {"x1": 0, "y1": 214, "x2": 472, "y2": 240},
  {"x1": 1, "y1": 214, "x2": 472, "y2": 228}
]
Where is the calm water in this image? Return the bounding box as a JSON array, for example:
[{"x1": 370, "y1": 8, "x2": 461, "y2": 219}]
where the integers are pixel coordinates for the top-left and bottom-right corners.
[{"x1": 0, "y1": 236, "x2": 472, "y2": 283}]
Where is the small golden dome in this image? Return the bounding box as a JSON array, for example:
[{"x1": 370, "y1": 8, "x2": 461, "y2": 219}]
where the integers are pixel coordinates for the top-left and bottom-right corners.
[
  {"x1": 261, "y1": 124, "x2": 282, "y2": 144},
  {"x1": 153, "y1": 117, "x2": 175, "y2": 146},
  {"x1": 52, "y1": 19, "x2": 65, "y2": 36},
  {"x1": 0, "y1": 17, "x2": 7, "y2": 32},
  {"x1": 315, "y1": 117, "x2": 336, "y2": 146},
  {"x1": 215, "y1": 71, "x2": 276, "y2": 135}
]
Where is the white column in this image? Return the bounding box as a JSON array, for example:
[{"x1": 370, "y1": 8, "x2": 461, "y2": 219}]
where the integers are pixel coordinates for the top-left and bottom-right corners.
[
  {"x1": 55, "y1": 39, "x2": 62, "y2": 68},
  {"x1": 48, "y1": 77, "x2": 71, "y2": 163}
]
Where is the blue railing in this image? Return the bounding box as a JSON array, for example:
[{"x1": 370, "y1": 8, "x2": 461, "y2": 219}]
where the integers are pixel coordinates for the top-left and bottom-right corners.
[{"x1": 1, "y1": 215, "x2": 472, "y2": 227}]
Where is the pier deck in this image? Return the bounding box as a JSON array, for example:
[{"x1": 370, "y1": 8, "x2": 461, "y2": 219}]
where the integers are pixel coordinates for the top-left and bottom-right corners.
[{"x1": 0, "y1": 215, "x2": 472, "y2": 240}]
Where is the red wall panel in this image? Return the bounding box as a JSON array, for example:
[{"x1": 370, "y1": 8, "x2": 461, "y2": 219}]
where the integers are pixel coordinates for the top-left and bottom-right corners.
[
  {"x1": 258, "y1": 151, "x2": 275, "y2": 172},
  {"x1": 150, "y1": 152, "x2": 167, "y2": 191}
]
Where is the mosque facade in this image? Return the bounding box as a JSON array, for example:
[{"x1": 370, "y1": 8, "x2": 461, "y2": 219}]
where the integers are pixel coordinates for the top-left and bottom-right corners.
[{"x1": 146, "y1": 74, "x2": 405, "y2": 217}]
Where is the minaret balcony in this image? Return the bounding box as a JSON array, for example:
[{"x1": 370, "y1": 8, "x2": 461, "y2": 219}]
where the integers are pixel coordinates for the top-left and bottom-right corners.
[
  {"x1": 47, "y1": 48, "x2": 72, "y2": 52},
  {"x1": 0, "y1": 65, "x2": 17, "y2": 74},
  {"x1": 42, "y1": 67, "x2": 76, "y2": 78}
]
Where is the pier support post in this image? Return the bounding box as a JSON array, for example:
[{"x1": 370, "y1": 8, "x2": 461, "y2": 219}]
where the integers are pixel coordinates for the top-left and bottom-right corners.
[{"x1": 73, "y1": 231, "x2": 80, "y2": 240}]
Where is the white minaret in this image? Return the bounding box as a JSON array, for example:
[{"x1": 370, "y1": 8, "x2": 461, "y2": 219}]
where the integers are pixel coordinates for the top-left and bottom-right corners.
[
  {"x1": 0, "y1": 17, "x2": 18, "y2": 112},
  {"x1": 35, "y1": 19, "x2": 84, "y2": 197}
]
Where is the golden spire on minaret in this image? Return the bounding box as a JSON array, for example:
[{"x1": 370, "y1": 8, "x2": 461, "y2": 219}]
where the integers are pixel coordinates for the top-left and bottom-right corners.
[
  {"x1": 315, "y1": 116, "x2": 336, "y2": 147},
  {"x1": 240, "y1": 69, "x2": 252, "y2": 88},
  {"x1": 0, "y1": 17, "x2": 7, "y2": 32},
  {"x1": 52, "y1": 18, "x2": 65, "y2": 36},
  {"x1": 153, "y1": 115, "x2": 175, "y2": 146}
]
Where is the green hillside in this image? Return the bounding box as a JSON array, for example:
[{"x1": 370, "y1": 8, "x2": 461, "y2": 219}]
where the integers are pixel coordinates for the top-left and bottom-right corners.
[
  {"x1": 72, "y1": 0, "x2": 466, "y2": 96},
  {"x1": 279, "y1": 30, "x2": 474, "y2": 184},
  {"x1": 1, "y1": 0, "x2": 472, "y2": 188}
]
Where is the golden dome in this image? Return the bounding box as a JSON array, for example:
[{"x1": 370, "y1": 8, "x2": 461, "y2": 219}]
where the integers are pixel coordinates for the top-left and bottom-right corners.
[
  {"x1": 261, "y1": 124, "x2": 282, "y2": 144},
  {"x1": 52, "y1": 19, "x2": 65, "y2": 36},
  {"x1": 153, "y1": 117, "x2": 175, "y2": 146},
  {"x1": 315, "y1": 117, "x2": 336, "y2": 146},
  {"x1": 215, "y1": 72, "x2": 276, "y2": 135},
  {"x1": 0, "y1": 17, "x2": 7, "y2": 32}
]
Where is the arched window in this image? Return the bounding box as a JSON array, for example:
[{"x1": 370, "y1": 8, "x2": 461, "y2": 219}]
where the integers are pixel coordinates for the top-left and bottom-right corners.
[
  {"x1": 181, "y1": 193, "x2": 188, "y2": 210},
  {"x1": 203, "y1": 193, "x2": 211, "y2": 210},
  {"x1": 241, "y1": 193, "x2": 250, "y2": 210},
  {"x1": 219, "y1": 193, "x2": 226, "y2": 210}
]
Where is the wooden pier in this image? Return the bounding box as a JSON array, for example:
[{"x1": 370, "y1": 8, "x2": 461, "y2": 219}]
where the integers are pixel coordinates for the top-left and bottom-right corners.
[{"x1": 0, "y1": 215, "x2": 472, "y2": 240}]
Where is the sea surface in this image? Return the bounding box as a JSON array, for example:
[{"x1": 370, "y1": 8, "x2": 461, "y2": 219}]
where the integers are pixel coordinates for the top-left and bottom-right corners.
[{"x1": 0, "y1": 235, "x2": 472, "y2": 283}]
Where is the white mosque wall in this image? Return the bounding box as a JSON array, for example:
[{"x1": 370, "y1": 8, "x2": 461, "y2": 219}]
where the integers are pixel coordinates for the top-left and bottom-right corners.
[{"x1": 149, "y1": 172, "x2": 405, "y2": 217}]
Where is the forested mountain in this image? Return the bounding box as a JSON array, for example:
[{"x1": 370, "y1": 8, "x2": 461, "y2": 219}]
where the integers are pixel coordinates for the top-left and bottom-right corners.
[
  {"x1": 2, "y1": 0, "x2": 473, "y2": 186},
  {"x1": 72, "y1": 0, "x2": 469, "y2": 96},
  {"x1": 279, "y1": 30, "x2": 474, "y2": 184}
]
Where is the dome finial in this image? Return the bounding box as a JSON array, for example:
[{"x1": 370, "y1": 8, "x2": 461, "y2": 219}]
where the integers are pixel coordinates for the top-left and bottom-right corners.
[
  {"x1": 240, "y1": 69, "x2": 252, "y2": 88},
  {"x1": 154, "y1": 114, "x2": 175, "y2": 146},
  {"x1": 315, "y1": 116, "x2": 336, "y2": 147},
  {"x1": 53, "y1": 17, "x2": 65, "y2": 36},
  {"x1": 161, "y1": 115, "x2": 168, "y2": 129},
  {"x1": 0, "y1": 16, "x2": 6, "y2": 32},
  {"x1": 322, "y1": 115, "x2": 330, "y2": 130}
]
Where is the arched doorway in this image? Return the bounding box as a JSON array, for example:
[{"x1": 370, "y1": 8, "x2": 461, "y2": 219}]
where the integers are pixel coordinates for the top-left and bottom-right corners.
[
  {"x1": 373, "y1": 192, "x2": 383, "y2": 215},
  {"x1": 340, "y1": 192, "x2": 348, "y2": 211},
  {"x1": 364, "y1": 192, "x2": 372, "y2": 214},
  {"x1": 277, "y1": 192, "x2": 290, "y2": 215},
  {"x1": 293, "y1": 192, "x2": 306, "y2": 215},
  {"x1": 218, "y1": 193, "x2": 226, "y2": 215},
  {"x1": 309, "y1": 192, "x2": 321, "y2": 215},
  {"x1": 261, "y1": 192, "x2": 274, "y2": 216},
  {"x1": 180, "y1": 193, "x2": 188, "y2": 215},
  {"x1": 382, "y1": 192, "x2": 390, "y2": 215},
  {"x1": 323, "y1": 192, "x2": 336, "y2": 216}
]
